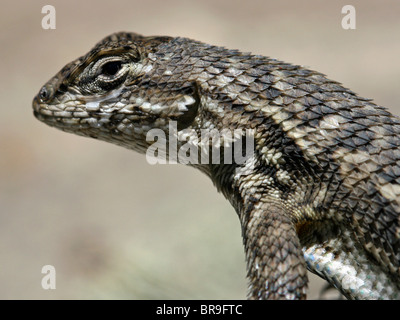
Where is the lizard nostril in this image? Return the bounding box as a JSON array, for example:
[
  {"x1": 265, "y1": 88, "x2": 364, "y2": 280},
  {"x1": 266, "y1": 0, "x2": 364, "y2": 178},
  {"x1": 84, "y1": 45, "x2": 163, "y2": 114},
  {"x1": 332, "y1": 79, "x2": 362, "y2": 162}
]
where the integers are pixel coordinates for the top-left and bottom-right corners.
[{"x1": 39, "y1": 86, "x2": 49, "y2": 101}]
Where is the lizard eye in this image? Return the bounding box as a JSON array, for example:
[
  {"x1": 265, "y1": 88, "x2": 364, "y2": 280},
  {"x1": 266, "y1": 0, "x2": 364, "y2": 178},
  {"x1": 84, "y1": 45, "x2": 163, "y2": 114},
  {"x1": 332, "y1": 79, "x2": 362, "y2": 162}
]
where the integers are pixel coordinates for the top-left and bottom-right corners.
[
  {"x1": 100, "y1": 61, "x2": 122, "y2": 76},
  {"x1": 94, "y1": 58, "x2": 129, "y2": 90}
]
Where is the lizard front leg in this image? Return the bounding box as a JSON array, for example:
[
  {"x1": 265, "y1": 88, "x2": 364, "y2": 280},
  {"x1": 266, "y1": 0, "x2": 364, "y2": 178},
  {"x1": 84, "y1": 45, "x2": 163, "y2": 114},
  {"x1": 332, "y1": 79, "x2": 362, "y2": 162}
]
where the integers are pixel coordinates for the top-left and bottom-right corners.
[{"x1": 240, "y1": 198, "x2": 308, "y2": 300}]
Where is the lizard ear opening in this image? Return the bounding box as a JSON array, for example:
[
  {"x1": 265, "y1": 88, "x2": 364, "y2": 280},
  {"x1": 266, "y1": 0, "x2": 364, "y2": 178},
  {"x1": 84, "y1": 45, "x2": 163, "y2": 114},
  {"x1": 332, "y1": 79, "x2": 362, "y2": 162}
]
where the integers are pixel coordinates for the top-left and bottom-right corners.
[{"x1": 176, "y1": 82, "x2": 201, "y2": 131}]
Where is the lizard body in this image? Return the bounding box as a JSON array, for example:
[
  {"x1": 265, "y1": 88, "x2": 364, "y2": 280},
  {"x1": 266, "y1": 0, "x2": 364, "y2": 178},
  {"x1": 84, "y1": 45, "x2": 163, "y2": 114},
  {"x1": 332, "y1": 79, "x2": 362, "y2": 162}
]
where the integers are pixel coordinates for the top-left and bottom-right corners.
[{"x1": 33, "y1": 32, "x2": 400, "y2": 299}]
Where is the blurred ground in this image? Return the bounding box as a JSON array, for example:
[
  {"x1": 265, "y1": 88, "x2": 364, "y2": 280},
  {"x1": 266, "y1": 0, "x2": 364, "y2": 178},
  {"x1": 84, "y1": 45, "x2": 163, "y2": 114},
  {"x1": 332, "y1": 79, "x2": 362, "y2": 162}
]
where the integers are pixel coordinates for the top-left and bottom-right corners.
[{"x1": 0, "y1": 0, "x2": 399, "y2": 299}]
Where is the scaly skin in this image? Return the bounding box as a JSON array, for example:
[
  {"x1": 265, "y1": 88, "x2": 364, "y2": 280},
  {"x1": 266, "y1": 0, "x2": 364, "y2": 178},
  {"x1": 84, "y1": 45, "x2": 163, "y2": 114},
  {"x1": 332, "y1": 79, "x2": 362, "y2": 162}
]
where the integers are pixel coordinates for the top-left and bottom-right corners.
[{"x1": 33, "y1": 32, "x2": 400, "y2": 299}]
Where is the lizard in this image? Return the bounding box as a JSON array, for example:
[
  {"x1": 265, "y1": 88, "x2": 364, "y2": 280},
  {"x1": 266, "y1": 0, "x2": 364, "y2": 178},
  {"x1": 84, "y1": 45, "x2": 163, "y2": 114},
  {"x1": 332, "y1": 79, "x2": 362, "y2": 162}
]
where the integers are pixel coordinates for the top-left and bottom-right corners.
[{"x1": 32, "y1": 32, "x2": 400, "y2": 300}]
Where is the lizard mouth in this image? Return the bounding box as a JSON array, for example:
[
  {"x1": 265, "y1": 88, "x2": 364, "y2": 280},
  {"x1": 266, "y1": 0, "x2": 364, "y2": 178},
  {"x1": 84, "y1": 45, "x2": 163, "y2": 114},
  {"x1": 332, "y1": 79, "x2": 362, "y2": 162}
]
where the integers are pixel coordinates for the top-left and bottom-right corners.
[
  {"x1": 32, "y1": 98, "x2": 92, "y2": 132},
  {"x1": 33, "y1": 109, "x2": 91, "y2": 131},
  {"x1": 32, "y1": 96, "x2": 42, "y2": 114}
]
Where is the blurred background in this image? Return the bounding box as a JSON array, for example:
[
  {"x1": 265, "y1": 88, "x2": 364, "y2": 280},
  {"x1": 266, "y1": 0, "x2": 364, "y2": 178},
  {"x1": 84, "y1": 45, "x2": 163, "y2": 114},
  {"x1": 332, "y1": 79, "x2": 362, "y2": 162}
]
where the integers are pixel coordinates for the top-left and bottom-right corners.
[{"x1": 0, "y1": 0, "x2": 399, "y2": 299}]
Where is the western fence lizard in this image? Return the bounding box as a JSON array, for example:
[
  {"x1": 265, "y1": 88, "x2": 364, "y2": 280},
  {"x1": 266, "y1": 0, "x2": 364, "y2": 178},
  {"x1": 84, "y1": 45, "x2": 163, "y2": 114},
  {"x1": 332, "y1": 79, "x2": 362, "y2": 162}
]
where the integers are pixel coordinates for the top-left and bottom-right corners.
[{"x1": 33, "y1": 32, "x2": 400, "y2": 299}]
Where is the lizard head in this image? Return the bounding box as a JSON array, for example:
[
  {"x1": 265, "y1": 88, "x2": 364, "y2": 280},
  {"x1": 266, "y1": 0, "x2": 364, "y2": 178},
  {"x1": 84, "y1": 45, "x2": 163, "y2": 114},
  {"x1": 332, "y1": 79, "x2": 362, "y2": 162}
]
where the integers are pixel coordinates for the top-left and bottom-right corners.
[{"x1": 33, "y1": 32, "x2": 200, "y2": 154}]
